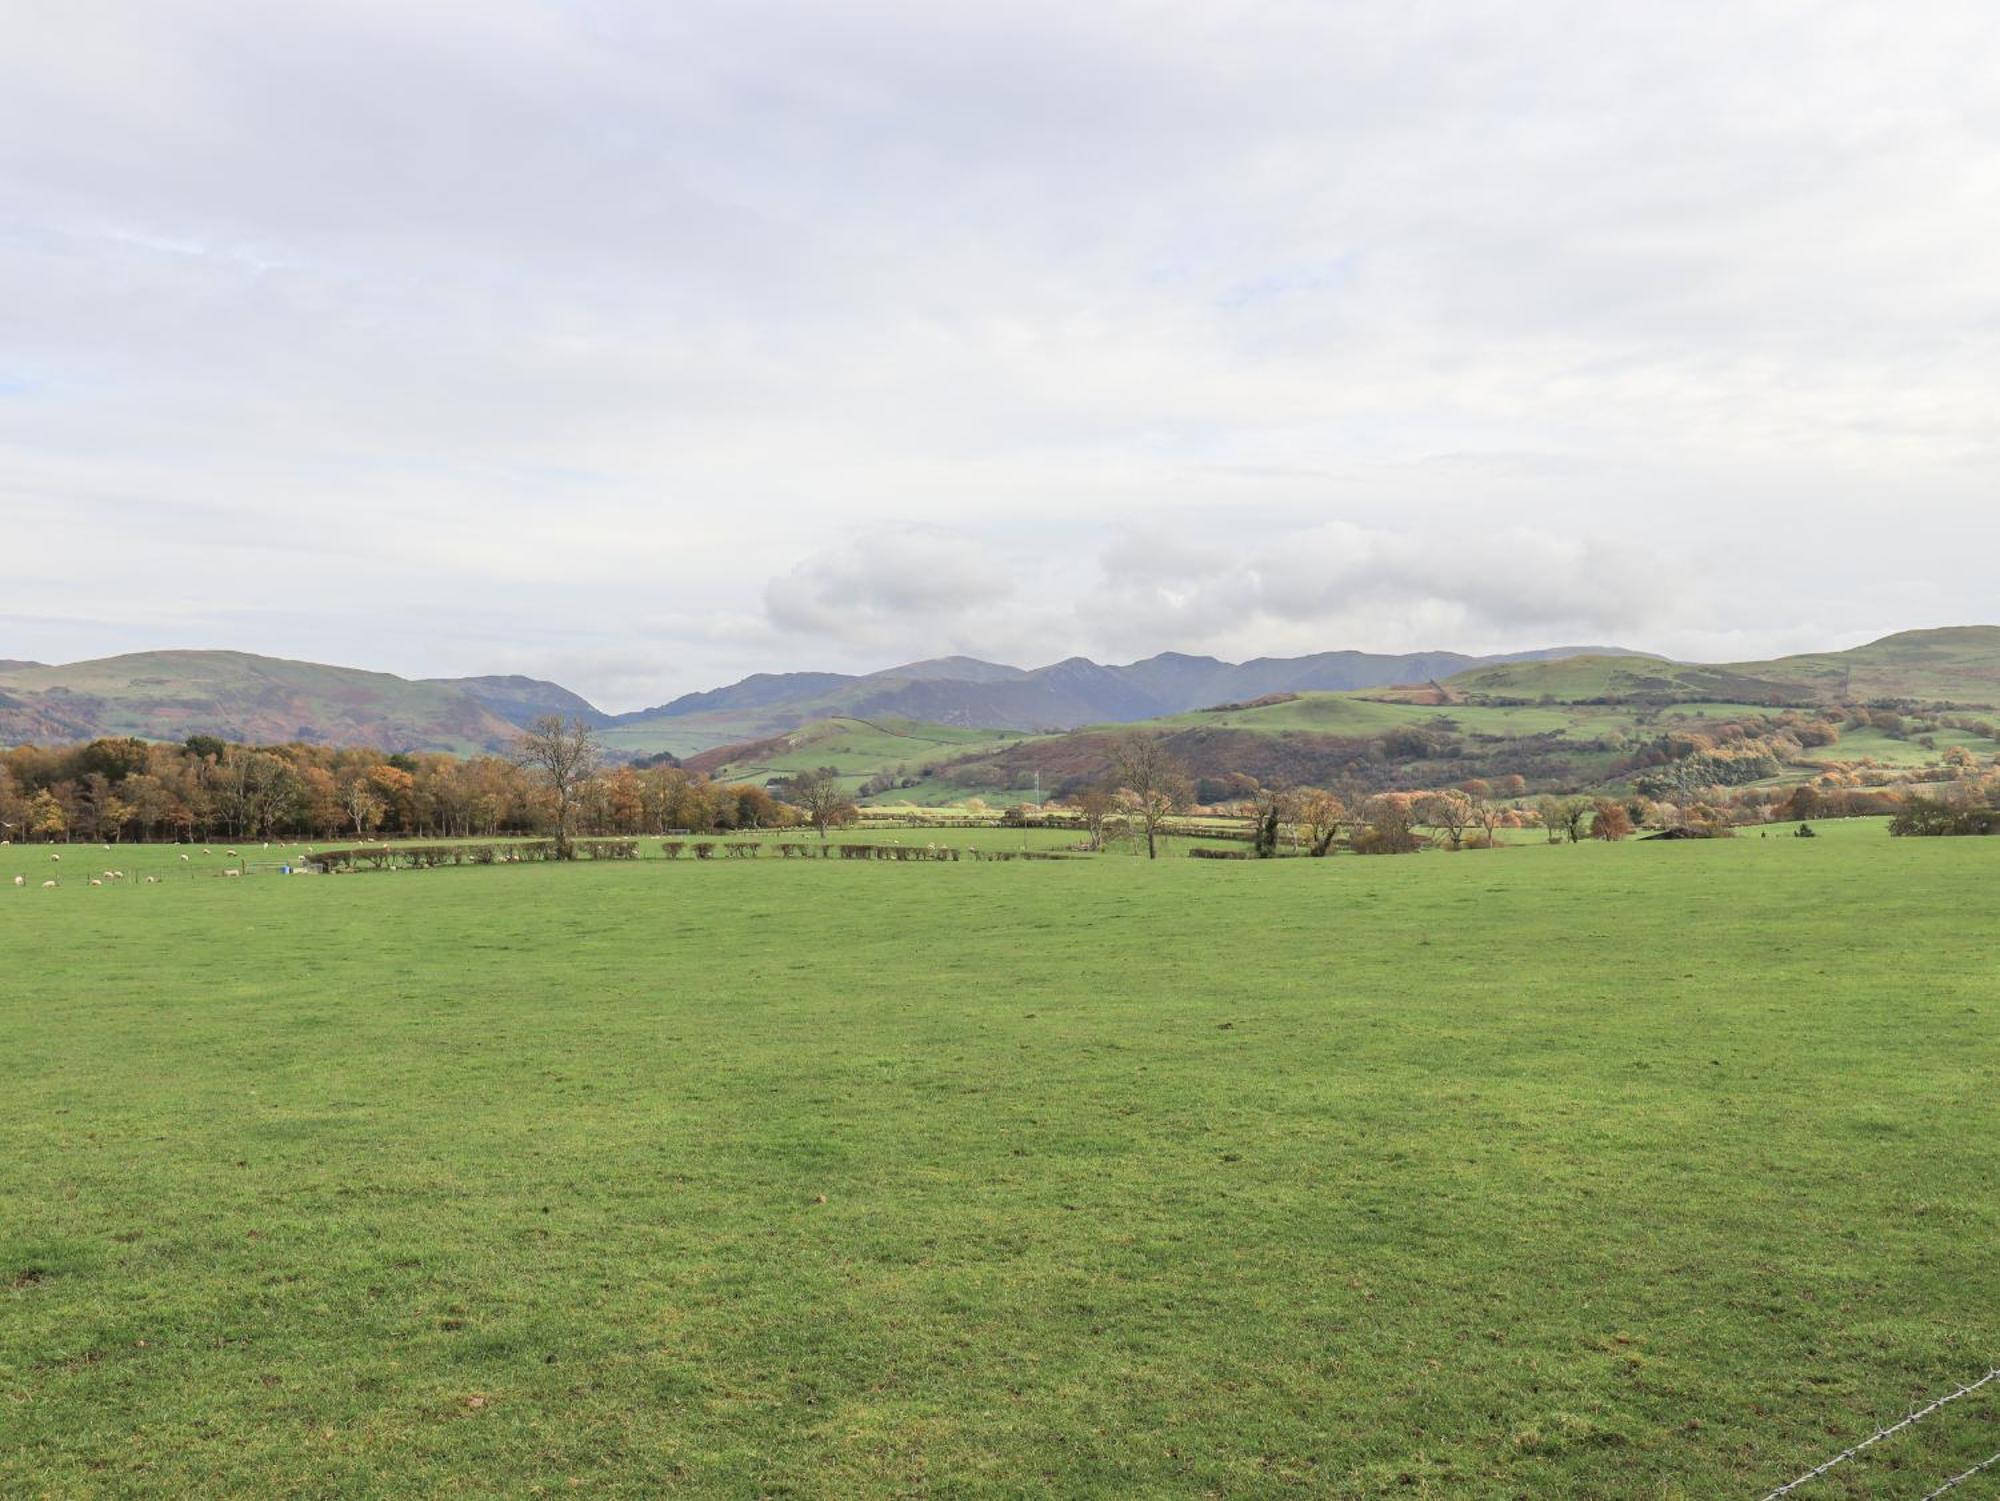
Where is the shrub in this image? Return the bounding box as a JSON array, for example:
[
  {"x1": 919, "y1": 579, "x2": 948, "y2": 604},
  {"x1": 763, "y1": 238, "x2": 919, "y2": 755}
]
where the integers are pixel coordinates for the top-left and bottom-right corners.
[{"x1": 660, "y1": 841, "x2": 684, "y2": 859}]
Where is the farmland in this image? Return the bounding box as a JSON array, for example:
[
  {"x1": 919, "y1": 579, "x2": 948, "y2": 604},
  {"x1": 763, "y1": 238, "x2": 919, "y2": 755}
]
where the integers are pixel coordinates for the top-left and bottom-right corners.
[{"x1": 4, "y1": 823, "x2": 1997, "y2": 1496}]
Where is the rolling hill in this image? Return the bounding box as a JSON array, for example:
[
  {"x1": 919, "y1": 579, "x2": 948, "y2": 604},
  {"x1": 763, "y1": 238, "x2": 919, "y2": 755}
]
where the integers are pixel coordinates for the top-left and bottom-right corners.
[
  {"x1": 1441, "y1": 628, "x2": 2000, "y2": 708},
  {"x1": 0, "y1": 652, "x2": 527, "y2": 753}
]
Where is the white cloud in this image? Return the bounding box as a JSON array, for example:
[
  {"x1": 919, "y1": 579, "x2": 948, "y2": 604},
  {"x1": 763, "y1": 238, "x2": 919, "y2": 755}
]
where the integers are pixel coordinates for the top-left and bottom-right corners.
[{"x1": 1, "y1": 1, "x2": 1997, "y2": 705}]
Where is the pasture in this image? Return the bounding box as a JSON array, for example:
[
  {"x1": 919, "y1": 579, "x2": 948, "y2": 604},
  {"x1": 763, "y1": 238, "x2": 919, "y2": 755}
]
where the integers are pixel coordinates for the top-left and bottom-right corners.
[{"x1": 3, "y1": 827, "x2": 1997, "y2": 1496}]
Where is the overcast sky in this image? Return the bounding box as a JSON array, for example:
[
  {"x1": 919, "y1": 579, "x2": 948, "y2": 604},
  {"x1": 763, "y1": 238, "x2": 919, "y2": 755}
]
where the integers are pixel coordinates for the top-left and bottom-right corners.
[{"x1": 3, "y1": 1, "x2": 1997, "y2": 709}]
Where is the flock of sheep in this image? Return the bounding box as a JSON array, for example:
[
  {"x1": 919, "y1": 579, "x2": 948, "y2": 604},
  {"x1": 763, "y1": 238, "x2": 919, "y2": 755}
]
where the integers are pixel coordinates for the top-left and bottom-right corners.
[{"x1": 5, "y1": 840, "x2": 315, "y2": 889}]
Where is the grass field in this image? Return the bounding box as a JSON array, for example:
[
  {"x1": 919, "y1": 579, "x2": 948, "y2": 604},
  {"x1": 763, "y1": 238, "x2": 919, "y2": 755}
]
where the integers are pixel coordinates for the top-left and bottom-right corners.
[
  {"x1": 4, "y1": 827, "x2": 1997, "y2": 1496},
  {"x1": 681, "y1": 718, "x2": 1043, "y2": 802}
]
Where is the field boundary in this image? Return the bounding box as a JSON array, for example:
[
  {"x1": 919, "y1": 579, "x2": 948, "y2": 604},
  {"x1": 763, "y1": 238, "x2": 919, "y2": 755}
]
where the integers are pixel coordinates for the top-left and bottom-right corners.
[{"x1": 1758, "y1": 1366, "x2": 1999, "y2": 1499}]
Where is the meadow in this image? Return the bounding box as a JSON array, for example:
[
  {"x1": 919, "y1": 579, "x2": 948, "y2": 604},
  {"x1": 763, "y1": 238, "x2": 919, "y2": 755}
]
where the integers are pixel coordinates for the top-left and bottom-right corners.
[{"x1": 3, "y1": 825, "x2": 1997, "y2": 1496}]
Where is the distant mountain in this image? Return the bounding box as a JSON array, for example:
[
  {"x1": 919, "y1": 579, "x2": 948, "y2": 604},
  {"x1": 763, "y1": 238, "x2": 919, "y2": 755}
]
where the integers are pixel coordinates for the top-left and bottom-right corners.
[
  {"x1": 428, "y1": 674, "x2": 612, "y2": 729},
  {"x1": 600, "y1": 644, "x2": 1659, "y2": 754},
  {"x1": 0, "y1": 651, "x2": 526, "y2": 752}
]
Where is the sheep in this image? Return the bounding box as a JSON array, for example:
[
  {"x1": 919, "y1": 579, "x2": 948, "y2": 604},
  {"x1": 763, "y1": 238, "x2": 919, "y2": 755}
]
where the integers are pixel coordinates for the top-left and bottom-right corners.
[
  {"x1": 226, "y1": 848, "x2": 238, "y2": 857},
  {"x1": 201, "y1": 847, "x2": 211, "y2": 855},
  {"x1": 11, "y1": 875, "x2": 22, "y2": 887},
  {"x1": 145, "y1": 875, "x2": 158, "y2": 884},
  {"x1": 222, "y1": 868, "x2": 242, "y2": 878},
  {"x1": 179, "y1": 853, "x2": 190, "y2": 862},
  {"x1": 49, "y1": 853, "x2": 59, "y2": 862},
  {"x1": 89, "y1": 878, "x2": 102, "y2": 887},
  {"x1": 42, "y1": 879, "x2": 56, "y2": 889}
]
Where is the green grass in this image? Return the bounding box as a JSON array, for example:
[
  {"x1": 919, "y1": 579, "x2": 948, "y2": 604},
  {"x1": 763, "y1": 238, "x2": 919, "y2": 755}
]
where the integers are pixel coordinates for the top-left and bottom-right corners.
[
  {"x1": 4, "y1": 831, "x2": 1998, "y2": 1496},
  {"x1": 683, "y1": 717, "x2": 1041, "y2": 800}
]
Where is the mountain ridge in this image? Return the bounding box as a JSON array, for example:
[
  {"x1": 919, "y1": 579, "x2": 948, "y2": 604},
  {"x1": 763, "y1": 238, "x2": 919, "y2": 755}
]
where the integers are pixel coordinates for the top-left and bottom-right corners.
[{"x1": 5, "y1": 630, "x2": 1994, "y2": 755}]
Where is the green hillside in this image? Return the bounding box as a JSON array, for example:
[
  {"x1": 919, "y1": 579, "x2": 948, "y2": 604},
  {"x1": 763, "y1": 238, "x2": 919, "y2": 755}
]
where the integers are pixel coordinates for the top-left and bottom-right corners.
[
  {"x1": 0, "y1": 652, "x2": 522, "y2": 754},
  {"x1": 1445, "y1": 628, "x2": 2000, "y2": 707},
  {"x1": 684, "y1": 717, "x2": 1042, "y2": 798}
]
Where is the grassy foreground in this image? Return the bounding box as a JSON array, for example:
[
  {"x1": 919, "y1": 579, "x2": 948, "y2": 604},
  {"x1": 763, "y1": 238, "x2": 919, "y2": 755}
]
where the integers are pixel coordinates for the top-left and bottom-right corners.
[{"x1": 3, "y1": 831, "x2": 1997, "y2": 1496}]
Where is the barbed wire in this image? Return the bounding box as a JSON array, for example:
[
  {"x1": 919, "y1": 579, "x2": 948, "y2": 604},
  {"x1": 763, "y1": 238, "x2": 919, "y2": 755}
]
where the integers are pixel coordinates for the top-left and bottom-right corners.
[
  {"x1": 1758, "y1": 1367, "x2": 2000, "y2": 1500},
  {"x1": 1916, "y1": 1446, "x2": 2000, "y2": 1500}
]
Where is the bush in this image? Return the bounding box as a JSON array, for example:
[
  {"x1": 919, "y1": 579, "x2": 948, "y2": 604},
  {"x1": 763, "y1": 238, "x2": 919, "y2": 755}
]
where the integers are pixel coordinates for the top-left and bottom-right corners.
[{"x1": 660, "y1": 841, "x2": 684, "y2": 859}]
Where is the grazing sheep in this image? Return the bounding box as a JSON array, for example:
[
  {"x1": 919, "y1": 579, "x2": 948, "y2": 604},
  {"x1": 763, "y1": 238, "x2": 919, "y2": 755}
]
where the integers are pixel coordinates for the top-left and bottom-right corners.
[
  {"x1": 145, "y1": 875, "x2": 158, "y2": 884},
  {"x1": 226, "y1": 848, "x2": 238, "y2": 857},
  {"x1": 11, "y1": 875, "x2": 22, "y2": 887},
  {"x1": 89, "y1": 879, "x2": 102, "y2": 887},
  {"x1": 179, "y1": 853, "x2": 190, "y2": 862},
  {"x1": 201, "y1": 847, "x2": 211, "y2": 855},
  {"x1": 42, "y1": 879, "x2": 56, "y2": 888},
  {"x1": 223, "y1": 869, "x2": 242, "y2": 878},
  {"x1": 49, "y1": 853, "x2": 59, "y2": 862}
]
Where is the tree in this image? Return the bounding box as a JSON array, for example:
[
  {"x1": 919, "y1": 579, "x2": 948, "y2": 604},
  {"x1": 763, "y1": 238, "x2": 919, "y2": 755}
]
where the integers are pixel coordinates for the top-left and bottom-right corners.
[
  {"x1": 515, "y1": 715, "x2": 602, "y2": 859},
  {"x1": 1417, "y1": 789, "x2": 1475, "y2": 849},
  {"x1": 1282, "y1": 787, "x2": 1345, "y2": 856},
  {"x1": 1352, "y1": 793, "x2": 1422, "y2": 854},
  {"x1": 1538, "y1": 795, "x2": 1589, "y2": 844},
  {"x1": 1590, "y1": 800, "x2": 1632, "y2": 841},
  {"x1": 1111, "y1": 734, "x2": 1192, "y2": 859},
  {"x1": 784, "y1": 767, "x2": 857, "y2": 839},
  {"x1": 1253, "y1": 796, "x2": 1282, "y2": 858},
  {"x1": 1069, "y1": 786, "x2": 1117, "y2": 852},
  {"x1": 340, "y1": 776, "x2": 387, "y2": 837}
]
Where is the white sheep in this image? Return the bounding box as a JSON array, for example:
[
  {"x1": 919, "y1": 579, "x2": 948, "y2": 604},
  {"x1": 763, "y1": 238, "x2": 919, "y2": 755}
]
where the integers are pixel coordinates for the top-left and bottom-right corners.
[
  {"x1": 145, "y1": 875, "x2": 158, "y2": 884},
  {"x1": 179, "y1": 854, "x2": 190, "y2": 862},
  {"x1": 226, "y1": 848, "x2": 238, "y2": 857},
  {"x1": 89, "y1": 878, "x2": 102, "y2": 887},
  {"x1": 49, "y1": 853, "x2": 59, "y2": 862},
  {"x1": 223, "y1": 869, "x2": 241, "y2": 878},
  {"x1": 11, "y1": 875, "x2": 22, "y2": 887},
  {"x1": 42, "y1": 879, "x2": 56, "y2": 889},
  {"x1": 201, "y1": 847, "x2": 211, "y2": 855}
]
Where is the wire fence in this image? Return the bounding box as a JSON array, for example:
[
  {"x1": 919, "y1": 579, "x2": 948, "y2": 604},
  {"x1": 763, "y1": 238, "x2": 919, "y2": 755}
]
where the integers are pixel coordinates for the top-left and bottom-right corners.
[
  {"x1": 1917, "y1": 1447, "x2": 2000, "y2": 1500},
  {"x1": 1757, "y1": 1367, "x2": 2000, "y2": 1500}
]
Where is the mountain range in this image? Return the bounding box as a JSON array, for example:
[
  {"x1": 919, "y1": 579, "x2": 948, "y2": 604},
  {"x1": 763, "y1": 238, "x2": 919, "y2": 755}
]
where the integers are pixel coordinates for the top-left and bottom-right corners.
[
  {"x1": 0, "y1": 644, "x2": 1648, "y2": 755},
  {"x1": 3, "y1": 629, "x2": 1997, "y2": 756}
]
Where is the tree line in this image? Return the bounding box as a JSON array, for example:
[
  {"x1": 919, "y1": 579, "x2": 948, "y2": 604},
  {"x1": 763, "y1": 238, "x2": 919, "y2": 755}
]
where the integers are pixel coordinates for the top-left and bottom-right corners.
[{"x1": 0, "y1": 719, "x2": 818, "y2": 847}]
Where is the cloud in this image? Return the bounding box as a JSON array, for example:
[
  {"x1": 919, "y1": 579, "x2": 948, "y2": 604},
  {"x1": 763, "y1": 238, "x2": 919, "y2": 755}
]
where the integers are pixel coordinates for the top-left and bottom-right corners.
[
  {"x1": 764, "y1": 530, "x2": 1022, "y2": 654},
  {"x1": 1, "y1": 1, "x2": 1997, "y2": 705}
]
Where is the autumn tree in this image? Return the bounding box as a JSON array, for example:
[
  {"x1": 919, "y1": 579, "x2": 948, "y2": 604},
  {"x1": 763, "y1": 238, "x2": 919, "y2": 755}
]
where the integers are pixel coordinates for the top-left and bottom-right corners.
[
  {"x1": 1352, "y1": 792, "x2": 1422, "y2": 854},
  {"x1": 1111, "y1": 734, "x2": 1192, "y2": 859},
  {"x1": 784, "y1": 766, "x2": 857, "y2": 838},
  {"x1": 1281, "y1": 787, "x2": 1345, "y2": 856},
  {"x1": 1590, "y1": 800, "x2": 1633, "y2": 841},
  {"x1": 516, "y1": 715, "x2": 602, "y2": 859}
]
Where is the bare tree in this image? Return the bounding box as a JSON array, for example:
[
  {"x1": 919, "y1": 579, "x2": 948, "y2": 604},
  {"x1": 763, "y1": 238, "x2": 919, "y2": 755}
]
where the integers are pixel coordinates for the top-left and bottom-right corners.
[
  {"x1": 1417, "y1": 789, "x2": 1475, "y2": 850},
  {"x1": 1111, "y1": 734, "x2": 1192, "y2": 859},
  {"x1": 516, "y1": 714, "x2": 602, "y2": 859},
  {"x1": 784, "y1": 766, "x2": 857, "y2": 839},
  {"x1": 1069, "y1": 785, "x2": 1117, "y2": 851}
]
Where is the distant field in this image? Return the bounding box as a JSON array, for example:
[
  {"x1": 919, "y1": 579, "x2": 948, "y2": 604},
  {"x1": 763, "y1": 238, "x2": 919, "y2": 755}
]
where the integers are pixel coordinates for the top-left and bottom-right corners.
[
  {"x1": 4, "y1": 824, "x2": 1997, "y2": 1496},
  {"x1": 679, "y1": 717, "x2": 1043, "y2": 801}
]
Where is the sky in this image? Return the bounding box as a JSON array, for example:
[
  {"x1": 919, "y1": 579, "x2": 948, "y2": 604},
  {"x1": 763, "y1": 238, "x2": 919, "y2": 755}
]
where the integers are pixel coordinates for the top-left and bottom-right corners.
[{"x1": 3, "y1": 1, "x2": 1997, "y2": 711}]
